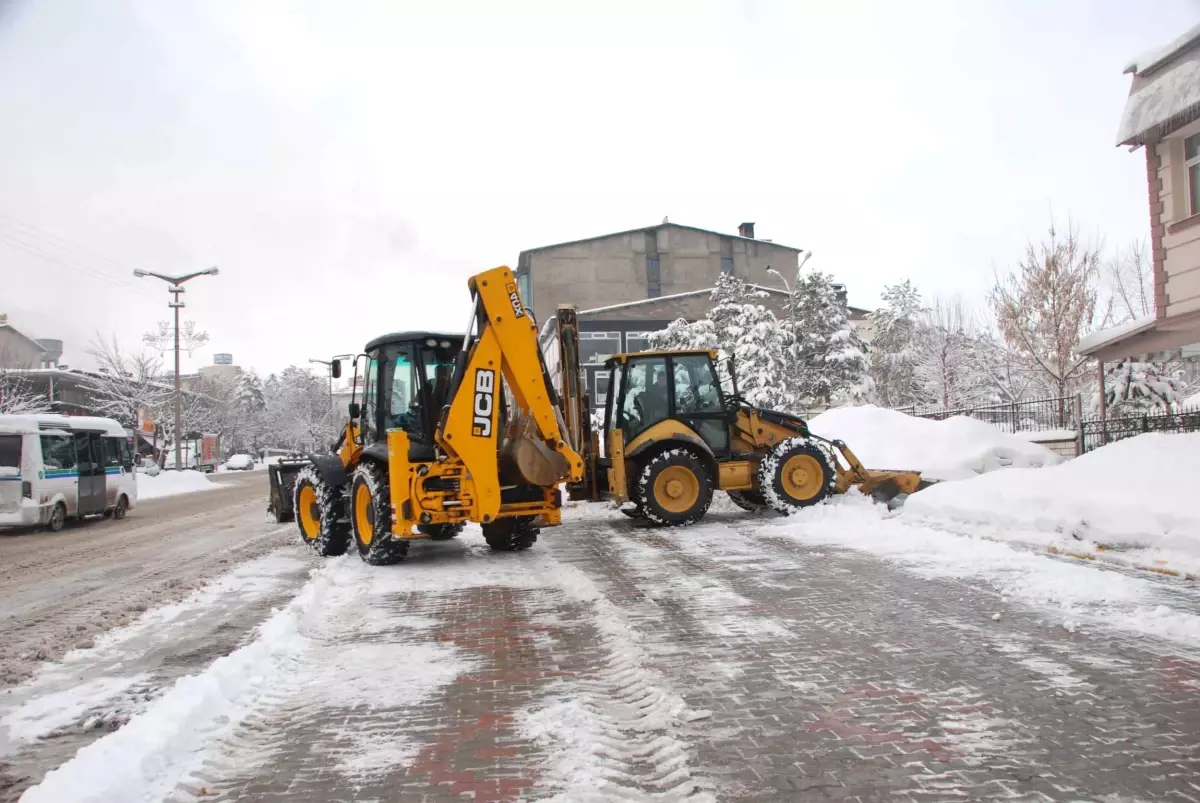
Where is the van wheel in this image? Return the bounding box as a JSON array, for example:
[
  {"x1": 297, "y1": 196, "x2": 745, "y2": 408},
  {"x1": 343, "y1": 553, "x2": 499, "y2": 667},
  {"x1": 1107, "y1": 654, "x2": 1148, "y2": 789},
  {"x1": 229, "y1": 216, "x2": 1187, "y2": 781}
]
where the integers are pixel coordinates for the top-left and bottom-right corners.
[
  {"x1": 47, "y1": 502, "x2": 67, "y2": 533},
  {"x1": 114, "y1": 496, "x2": 129, "y2": 520}
]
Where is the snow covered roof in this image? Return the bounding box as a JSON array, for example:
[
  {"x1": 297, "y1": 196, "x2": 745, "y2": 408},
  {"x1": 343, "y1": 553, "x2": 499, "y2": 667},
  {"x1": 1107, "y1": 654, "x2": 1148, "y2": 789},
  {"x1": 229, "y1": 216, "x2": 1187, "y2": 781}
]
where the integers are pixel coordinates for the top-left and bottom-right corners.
[
  {"x1": 1077, "y1": 315, "x2": 1156, "y2": 355},
  {"x1": 1116, "y1": 25, "x2": 1200, "y2": 147},
  {"x1": 520, "y1": 222, "x2": 805, "y2": 256}
]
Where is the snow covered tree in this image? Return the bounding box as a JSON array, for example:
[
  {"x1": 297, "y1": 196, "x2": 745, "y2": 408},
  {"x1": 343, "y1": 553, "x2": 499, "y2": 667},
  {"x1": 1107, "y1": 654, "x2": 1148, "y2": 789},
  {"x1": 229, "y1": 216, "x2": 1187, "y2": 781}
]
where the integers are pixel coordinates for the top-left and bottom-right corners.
[
  {"x1": 990, "y1": 221, "x2": 1101, "y2": 398},
  {"x1": 1089, "y1": 240, "x2": 1192, "y2": 413},
  {"x1": 0, "y1": 346, "x2": 48, "y2": 413},
  {"x1": 915, "y1": 298, "x2": 993, "y2": 408},
  {"x1": 784, "y1": 270, "x2": 870, "y2": 407},
  {"x1": 868, "y1": 280, "x2": 926, "y2": 407},
  {"x1": 1096, "y1": 359, "x2": 1186, "y2": 414},
  {"x1": 81, "y1": 335, "x2": 171, "y2": 429},
  {"x1": 970, "y1": 328, "x2": 1038, "y2": 404},
  {"x1": 647, "y1": 275, "x2": 795, "y2": 409},
  {"x1": 261, "y1": 366, "x2": 336, "y2": 451}
]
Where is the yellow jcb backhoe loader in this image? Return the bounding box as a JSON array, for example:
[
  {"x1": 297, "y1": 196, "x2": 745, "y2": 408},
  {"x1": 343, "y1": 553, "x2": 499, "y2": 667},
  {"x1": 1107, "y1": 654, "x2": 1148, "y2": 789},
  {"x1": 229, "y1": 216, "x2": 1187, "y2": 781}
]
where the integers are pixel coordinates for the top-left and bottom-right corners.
[
  {"x1": 547, "y1": 307, "x2": 927, "y2": 525},
  {"x1": 286, "y1": 267, "x2": 583, "y2": 564}
]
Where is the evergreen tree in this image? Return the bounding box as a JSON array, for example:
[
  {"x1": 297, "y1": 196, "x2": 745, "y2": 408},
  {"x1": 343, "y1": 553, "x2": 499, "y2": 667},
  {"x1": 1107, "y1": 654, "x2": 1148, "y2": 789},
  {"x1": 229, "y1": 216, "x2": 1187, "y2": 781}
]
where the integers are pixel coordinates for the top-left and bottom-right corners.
[
  {"x1": 868, "y1": 281, "x2": 926, "y2": 408},
  {"x1": 1095, "y1": 360, "x2": 1186, "y2": 414},
  {"x1": 785, "y1": 270, "x2": 870, "y2": 407}
]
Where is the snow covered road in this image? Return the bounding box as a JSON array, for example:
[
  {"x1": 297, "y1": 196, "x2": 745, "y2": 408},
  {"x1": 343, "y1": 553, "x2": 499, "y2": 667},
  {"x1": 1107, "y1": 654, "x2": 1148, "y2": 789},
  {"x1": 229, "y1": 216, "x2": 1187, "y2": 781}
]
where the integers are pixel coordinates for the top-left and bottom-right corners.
[{"x1": 5, "y1": 494, "x2": 1200, "y2": 801}]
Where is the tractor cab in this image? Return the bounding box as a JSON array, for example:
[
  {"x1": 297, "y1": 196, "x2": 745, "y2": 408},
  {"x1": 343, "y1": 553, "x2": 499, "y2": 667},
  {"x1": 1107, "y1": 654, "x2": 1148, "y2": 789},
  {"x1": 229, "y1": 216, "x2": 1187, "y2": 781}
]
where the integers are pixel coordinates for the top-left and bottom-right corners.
[
  {"x1": 602, "y1": 349, "x2": 731, "y2": 458},
  {"x1": 356, "y1": 331, "x2": 462, "y2": 460}
]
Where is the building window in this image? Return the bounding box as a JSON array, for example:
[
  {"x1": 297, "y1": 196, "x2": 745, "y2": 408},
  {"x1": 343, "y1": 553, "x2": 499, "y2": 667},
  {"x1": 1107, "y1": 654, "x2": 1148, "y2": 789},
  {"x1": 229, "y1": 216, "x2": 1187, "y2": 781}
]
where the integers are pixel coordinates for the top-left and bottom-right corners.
[
  {"x1": 1187, "y1": 133, "x2": 1200, "y2": 217},
  {"x1": 579, "y1": 331, "x2": 621, "y2": 364},
  {"x1": 721, "y1": 256, "x2": 733, "y2": 274},
  {"x1": 646, "y1": 257, "x2": 661, "y2": 298},
  {"x1": 624, "y1": 331, "x2": 653, "y2": 353}
]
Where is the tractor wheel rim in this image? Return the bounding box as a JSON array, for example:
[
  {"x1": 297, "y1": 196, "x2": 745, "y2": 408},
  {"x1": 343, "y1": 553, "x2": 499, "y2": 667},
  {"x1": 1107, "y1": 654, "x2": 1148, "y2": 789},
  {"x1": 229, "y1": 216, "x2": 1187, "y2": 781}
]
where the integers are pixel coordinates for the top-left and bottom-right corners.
[
  {"x1": 297, "y1": 485, "x2": 319, "y2": 540},
  {"x1": 355, "y1": 483, "x2": 374, "y2": 545},
  {"x1": 781, "y1": 454, "x2": 824, "y2": 501},
  {"x1": 653, "y1": 465, "x2": 699, "y2": 514}
]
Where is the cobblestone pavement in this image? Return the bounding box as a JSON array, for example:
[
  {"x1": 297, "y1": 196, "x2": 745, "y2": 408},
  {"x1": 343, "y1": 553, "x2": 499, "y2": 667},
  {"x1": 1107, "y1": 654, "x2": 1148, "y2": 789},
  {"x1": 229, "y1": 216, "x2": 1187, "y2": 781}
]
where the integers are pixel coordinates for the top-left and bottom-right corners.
[
  {"x1": 147, "y1": 502, "x2": 1200, "y2": 803},
  {"x1": 17, "y1": 502, "x2": 1200, "y2": 802}
]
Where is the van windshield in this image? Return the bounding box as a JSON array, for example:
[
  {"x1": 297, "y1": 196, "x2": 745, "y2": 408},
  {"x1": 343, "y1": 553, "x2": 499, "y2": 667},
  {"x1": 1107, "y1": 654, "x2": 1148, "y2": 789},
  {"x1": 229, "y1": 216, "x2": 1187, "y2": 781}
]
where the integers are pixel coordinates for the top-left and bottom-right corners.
[{"x1": 0, "y1": 435, "x2": 21, "y2": 468}]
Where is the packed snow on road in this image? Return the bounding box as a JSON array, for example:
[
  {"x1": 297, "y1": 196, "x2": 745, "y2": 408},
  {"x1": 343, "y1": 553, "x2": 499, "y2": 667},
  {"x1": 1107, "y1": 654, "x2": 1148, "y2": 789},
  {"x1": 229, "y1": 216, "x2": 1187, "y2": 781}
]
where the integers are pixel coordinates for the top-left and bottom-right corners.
[{"x1": 3, "y1": 413, "x2": 1199, "y2": 802}]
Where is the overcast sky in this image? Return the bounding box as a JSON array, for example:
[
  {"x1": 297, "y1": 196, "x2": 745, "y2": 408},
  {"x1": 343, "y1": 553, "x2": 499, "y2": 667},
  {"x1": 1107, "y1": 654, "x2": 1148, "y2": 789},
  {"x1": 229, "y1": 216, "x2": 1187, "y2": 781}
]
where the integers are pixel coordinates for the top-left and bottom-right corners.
[{"x1": 1, "y1": 0, "x2": 1197, "y2": 377}]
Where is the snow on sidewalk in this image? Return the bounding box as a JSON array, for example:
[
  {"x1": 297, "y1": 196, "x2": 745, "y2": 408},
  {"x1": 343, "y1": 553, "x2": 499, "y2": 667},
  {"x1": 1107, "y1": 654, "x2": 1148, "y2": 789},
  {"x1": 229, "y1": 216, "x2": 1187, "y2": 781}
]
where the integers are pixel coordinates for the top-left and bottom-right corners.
[
  {"x1": 807, "y1": 405, "x2": 1061, "y2": 481},
  {"x1": 20, "y1": 538, "x2": 711, "y2": 803},
  {"x1": 905, "y1": 433, "x2": 1200, "y2": 576},
  {"x1": 135, "y1": 470, "x2": 218, "y2": 501},
  {"x1": 768, "y1": 494, "x2": 1200, "y2": 652}
]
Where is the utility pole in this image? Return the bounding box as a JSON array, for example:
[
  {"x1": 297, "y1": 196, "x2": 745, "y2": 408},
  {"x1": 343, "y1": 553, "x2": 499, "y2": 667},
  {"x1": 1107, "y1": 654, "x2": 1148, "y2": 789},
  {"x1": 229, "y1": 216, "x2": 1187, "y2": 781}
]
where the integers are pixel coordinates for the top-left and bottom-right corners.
[
  {"x1": 310, "y1": 354, "x2": 352, "y2": 424},
  {"x1": 133, "y1": 267, "x2": 219, "y2": 470}
]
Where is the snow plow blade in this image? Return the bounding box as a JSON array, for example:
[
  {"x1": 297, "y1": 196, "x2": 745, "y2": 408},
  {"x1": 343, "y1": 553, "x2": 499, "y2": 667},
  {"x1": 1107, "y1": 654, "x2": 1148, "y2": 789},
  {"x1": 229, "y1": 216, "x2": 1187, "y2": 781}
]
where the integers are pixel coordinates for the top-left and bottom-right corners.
[
  {"x1": 822, "y1": 439, "x2": 929, "y2": 509},
  {"x1": 267, "y1": 456, "x2": 312, "y2": 523}
]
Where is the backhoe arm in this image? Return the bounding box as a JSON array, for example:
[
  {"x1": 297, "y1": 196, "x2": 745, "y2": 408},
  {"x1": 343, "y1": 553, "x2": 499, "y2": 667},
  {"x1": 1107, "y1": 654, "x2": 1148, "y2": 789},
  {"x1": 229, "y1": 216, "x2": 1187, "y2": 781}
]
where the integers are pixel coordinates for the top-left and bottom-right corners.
[{"x1": 437, "y1": 266, "x2": 584, "y2": 521}]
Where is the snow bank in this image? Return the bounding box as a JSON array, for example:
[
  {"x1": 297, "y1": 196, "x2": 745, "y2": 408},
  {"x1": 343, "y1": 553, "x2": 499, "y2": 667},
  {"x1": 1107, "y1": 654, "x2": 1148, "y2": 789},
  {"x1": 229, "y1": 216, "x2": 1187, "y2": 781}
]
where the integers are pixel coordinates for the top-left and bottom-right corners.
[
  {"x1": 135, "y1": 470, "x2": 217, "y2": 501},
  {"x1": 905, "y1": 433, "x2": 1200, "y2": 572},
  {"x1": 807, "y1": 405, "x2": 1061, "y2": 481}
]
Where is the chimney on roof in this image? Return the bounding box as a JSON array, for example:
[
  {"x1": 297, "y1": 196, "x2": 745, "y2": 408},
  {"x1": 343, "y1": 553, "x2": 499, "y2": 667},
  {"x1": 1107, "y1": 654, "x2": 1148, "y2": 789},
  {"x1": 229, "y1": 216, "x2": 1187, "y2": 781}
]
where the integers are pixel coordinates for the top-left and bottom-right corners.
[{"x1": 738, "y1": 222, "x2": 755, "y2": 239}]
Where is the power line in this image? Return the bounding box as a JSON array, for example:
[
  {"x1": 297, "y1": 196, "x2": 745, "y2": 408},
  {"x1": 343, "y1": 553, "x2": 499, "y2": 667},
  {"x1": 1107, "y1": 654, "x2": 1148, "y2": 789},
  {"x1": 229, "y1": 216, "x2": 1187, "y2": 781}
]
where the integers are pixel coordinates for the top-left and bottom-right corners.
[
  {"x1": 0, "y1": 231, "x2": 160, "y2": 301},
  {"x1": 0, "y1": 210, "x2": 149, "y2": 278}
]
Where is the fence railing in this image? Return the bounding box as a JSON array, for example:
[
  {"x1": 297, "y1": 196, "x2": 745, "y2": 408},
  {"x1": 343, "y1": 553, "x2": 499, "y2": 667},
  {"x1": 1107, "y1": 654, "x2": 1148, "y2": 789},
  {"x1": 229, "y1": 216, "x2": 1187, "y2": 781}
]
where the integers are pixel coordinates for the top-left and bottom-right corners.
[
  {"x1": 894, "y1": 396, "x2": 1200, "y2": 454},
  {"x1": 893, "y1": 395, "x2": 1080, "y2": 435},
  {"x1": 1080, "y1": 406, "x2": 1200, "y2": 453}
]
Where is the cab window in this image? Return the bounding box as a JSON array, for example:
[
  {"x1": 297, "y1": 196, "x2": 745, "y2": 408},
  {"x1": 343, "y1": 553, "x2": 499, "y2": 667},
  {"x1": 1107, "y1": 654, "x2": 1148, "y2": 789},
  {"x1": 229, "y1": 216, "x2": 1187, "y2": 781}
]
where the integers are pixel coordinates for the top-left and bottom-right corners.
[
  {"x1": 361, "y1": 357, "x2": 379, "y2": 443},
  {"x1": 672, "y1": 355, "x2": 721, "y2": 414},
  {"x1": 621, "y1": 356, "x2": 669, "y2": 441}
]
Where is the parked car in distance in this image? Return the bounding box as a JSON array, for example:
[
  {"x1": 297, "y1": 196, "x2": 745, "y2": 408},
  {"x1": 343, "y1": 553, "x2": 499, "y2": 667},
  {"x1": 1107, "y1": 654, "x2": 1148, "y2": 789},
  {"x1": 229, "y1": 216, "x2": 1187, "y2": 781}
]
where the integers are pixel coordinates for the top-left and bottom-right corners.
[
  {"x1": 135, "y1": 457, "x2": 160, "y2": 477},
  {"x1": 225, "y1": 454, "x2": 255, "y2": 471}
]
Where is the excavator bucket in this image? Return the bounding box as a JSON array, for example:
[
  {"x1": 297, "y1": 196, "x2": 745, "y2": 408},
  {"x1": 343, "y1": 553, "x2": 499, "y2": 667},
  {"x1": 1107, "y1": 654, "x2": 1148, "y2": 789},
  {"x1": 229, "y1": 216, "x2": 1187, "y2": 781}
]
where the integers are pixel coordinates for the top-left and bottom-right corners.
[{"x1": 499, "y1": 410, "x2": 571, "y2": 487}]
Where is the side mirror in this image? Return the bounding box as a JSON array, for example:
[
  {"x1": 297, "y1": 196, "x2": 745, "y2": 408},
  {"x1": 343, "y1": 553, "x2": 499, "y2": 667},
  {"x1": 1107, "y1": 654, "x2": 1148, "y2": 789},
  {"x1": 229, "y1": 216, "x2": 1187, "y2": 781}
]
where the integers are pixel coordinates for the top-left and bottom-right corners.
[
  {"x1": 348, "y1": 401, "x2": 361, "y2": 419},
  {"x1": 331, "y1": 359, "x2": 342, "y2": 379}
]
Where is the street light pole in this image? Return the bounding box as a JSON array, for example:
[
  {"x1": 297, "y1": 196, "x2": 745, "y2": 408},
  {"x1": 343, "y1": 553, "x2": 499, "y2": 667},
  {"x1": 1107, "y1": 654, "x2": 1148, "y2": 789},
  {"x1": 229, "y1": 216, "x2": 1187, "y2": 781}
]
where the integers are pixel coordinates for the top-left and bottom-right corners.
[
  {"x1": 308, "y1": 358, "x2": 334, "y2": 418},
  {"x1": 133, "y1": 267, "x2": 220, "y2": 470}
]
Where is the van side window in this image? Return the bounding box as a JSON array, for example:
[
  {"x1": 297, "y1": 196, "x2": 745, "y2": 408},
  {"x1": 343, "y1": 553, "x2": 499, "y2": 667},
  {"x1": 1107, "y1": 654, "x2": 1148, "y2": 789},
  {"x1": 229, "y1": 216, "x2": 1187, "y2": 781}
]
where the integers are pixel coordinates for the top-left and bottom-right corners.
[
  {"x1": 40, "y1": 435, "x2": 76, "y2": 470},
  {"x1": 119, "y1": 440, "x2": 134, "y2": 470},
  {"x1": 102, "y1": 438, "x2": 122, "y2": 468}
]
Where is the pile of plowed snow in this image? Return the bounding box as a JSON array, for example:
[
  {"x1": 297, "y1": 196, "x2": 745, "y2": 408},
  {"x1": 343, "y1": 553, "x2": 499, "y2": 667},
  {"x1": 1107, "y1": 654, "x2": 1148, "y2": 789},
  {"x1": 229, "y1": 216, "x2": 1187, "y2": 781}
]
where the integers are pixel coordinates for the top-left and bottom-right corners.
[
  {"x1": 136, "y1": 470, "x2": 217, "y2": 501},
  {"x1": 807, "y1": 405, "x2": 1061, "y2": 481},
  {"x1": 906, "y1": 433, "x2": 1200, "y2": 570}
]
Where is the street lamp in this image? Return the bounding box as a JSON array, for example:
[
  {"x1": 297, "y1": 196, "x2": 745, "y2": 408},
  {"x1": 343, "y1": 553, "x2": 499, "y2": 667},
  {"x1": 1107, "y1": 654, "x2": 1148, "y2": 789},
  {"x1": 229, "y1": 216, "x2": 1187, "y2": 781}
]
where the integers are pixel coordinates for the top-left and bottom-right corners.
[{"x1": 132, "y1": 267, "x2": 220, "y2": 470}]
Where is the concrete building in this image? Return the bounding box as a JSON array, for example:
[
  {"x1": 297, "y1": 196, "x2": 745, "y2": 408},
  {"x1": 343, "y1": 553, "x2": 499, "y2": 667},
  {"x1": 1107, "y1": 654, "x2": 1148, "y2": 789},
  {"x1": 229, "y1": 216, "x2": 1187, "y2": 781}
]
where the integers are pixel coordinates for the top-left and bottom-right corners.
[
  {"x1": 517, "y1": 221, "x2": 808, "y2": 324},
  {"x1": 1081, "y1": 24, "x2": 1200, "y2": 362},
  {"x1": 521, "y1": 221, "x2": 873, "y2": 411},
  {"x1": 198, "y1": 353, "x2": 240, "y2": 384},
  {"x1": 0, "y1": 315, "x2": 63, "y2": 369}
]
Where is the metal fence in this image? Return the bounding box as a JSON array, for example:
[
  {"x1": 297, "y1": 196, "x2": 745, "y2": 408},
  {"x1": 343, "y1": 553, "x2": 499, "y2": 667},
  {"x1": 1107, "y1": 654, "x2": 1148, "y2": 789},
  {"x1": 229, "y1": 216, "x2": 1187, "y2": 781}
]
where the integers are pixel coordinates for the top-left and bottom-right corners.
[
  {"x1": 893, "y1": 395, "x2": 1080, "y2": 435},
  {"x1": 1080, "y1": 406, "x2": 1200, "y2": 453}
]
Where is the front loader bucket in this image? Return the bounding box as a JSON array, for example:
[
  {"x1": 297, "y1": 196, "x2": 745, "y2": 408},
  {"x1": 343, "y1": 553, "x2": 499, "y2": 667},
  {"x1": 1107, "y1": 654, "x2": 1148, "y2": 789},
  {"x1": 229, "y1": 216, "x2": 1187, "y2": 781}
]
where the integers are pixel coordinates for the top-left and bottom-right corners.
[
  {"x1": 268, "y1": 458, "x2": 310, "y2": 523},
  {"x1": 864, "y1": 473, "x2": 936, "y2": 509}
]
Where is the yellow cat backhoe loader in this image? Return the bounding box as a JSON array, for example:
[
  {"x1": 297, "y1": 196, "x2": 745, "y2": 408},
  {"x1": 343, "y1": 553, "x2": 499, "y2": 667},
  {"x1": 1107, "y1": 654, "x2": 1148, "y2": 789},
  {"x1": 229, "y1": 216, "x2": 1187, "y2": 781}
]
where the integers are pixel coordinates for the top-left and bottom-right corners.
[
  {"x1": 547, "y1": 306, "x2": 927, "y2": 525},
  {"x1": 288, "y1": 267, "x2": 583, "y2": 564}
]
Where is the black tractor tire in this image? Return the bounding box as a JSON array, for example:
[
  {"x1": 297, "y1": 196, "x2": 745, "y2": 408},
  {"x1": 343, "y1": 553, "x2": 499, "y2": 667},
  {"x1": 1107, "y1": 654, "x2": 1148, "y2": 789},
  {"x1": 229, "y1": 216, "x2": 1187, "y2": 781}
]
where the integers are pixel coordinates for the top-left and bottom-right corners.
[
  {"x1": 293, "y1": 466, "x2": 351, "y2": 557},
  {"x1": 482, "y1": 516, "x2": 539, "y2": 552},
  {"x1": 418, "y1": 523, "x2": 465, "y2": 541},
  {"x1": 758, "y1": 438, "x2": 837, "y2": 514},
  {"x1": 636, "y1": 448, "x2": 713, "y2": 527},
  {"x1": 46, "y1": 502, "x2": 67, "y2": 533},
  {"x1": 727, "y1": 490, "x2": 767, "y2": 512},
  {"x1": 350, "y1": 462, "x2": 409, "y2": 565}
]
